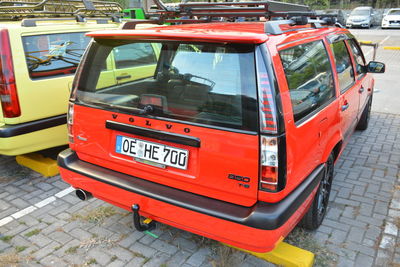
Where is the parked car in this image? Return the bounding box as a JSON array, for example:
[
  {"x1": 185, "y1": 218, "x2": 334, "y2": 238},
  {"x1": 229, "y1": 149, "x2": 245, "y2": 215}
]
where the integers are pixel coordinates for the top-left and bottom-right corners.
[
  {"x1": 346, "y1": 6, "x2": 376, "y2": 28},
  {"x1": 0, "y1": 1, "x2": 121, "y2": 156},
  {"x1": 381, "y1": 8, "x2": 400, "y2": 29},
  {"x1": 319, "y1": 9, "x2": 346, "y2": 25},
  {"x1": 58, "y1": 3, "x2": 385, "y2": 253}
]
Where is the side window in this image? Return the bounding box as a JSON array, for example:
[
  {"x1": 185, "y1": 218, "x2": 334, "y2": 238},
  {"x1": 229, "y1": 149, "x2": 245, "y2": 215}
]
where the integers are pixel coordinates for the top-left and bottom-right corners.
[
  {"x1": 348, "y1": 39, "x2": 366, "y2": 77},
  {"x1": 279, "y1": 40, "x2": 335, "y2": 122},
  {"x1": 113, "y1": 43, "x2": 157, "y2": 69},
  {"x1": 330, "y1": 41, "x2": 355, "y2": 93},
  {"x1": 23, "y1": 32, "x2": 91, "y2": 79}
]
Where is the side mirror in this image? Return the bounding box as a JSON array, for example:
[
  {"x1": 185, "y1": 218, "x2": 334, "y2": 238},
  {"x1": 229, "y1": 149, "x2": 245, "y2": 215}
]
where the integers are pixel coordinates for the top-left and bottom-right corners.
[{"x1": 367, "y1": 61, "x2": 385, "y2": 73}]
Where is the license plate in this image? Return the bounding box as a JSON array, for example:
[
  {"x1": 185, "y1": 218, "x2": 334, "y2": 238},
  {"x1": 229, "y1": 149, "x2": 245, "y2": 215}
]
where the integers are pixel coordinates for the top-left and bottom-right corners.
[{"x1": 115, "y1": 135, "x2": 188, "y2": 170}]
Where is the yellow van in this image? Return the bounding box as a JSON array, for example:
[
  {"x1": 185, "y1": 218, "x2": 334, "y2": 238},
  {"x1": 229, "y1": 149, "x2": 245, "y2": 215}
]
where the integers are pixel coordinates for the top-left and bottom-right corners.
[{"x1": 0, "y1": 0, "x2": 121, "y2": 155}]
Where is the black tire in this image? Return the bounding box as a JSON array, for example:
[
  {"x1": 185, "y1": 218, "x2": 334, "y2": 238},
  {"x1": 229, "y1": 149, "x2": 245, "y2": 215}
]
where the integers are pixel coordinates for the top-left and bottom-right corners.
[
  {"x1": 299, "y1": 154, "x2": 334, "y2": 230},
  {"x1": 356, "y1": 96, "x2": 372, "y2": 131}
]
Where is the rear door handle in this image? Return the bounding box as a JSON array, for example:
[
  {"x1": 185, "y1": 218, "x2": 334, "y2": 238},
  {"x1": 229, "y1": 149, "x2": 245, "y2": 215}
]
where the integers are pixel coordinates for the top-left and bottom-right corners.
[
  {"x1": 341, "y1": 103, "x2": 349, "y2": 111},
  {"x1": 359, "y1": 87, "x2": 364, "y2": 93},
  {"x1": 116, "y1": 75, "x2": 132, "y2": 81}
]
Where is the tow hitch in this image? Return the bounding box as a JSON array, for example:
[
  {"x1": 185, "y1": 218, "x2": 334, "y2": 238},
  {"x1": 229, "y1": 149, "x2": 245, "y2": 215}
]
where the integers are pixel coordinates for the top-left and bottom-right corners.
[{"x1": 131, "y1": 204, "x2": 156, "y2": 232}]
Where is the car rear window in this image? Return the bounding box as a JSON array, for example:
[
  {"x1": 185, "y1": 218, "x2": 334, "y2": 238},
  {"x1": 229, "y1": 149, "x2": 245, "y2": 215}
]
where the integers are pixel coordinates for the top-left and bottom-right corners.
[
  {"x1": 75, "y1": 40, "x2": 258, "y2": 132},
  {"x1": 23, "y1": 32, "x2": 90, "y2": 79}
]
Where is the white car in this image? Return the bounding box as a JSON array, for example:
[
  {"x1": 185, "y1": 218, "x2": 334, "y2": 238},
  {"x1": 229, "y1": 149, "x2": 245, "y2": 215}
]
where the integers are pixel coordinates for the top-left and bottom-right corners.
[{"x1": 382, "y1": 8, "x2": 400, "y2": 29}]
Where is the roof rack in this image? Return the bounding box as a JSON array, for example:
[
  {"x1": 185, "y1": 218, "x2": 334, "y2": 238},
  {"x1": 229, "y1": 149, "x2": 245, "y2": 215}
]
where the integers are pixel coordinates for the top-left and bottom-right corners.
[
  {"x1": 150, "y1": 0, "x2": 311, "y2": 19},
  {"x1": 0, "y1": 0, "x2": 122, "y2": 20},
  {"x1": 123, "y1": 0, "x2": 342, "y2": 33}
]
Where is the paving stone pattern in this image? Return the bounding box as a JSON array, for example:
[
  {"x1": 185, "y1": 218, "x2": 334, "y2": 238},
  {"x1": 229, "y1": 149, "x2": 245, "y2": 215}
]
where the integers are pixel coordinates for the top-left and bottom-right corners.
[
  {"x1": 314, "y1": 112, "x2": 400, "y2": 267},
  {"x1": 0, "y1": 112, "x2": 399, "y2": 267}
]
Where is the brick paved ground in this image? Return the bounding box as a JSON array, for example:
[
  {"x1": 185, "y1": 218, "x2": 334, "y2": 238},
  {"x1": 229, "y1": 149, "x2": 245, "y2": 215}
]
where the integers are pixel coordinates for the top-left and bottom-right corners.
[
  {"x1": 313, "y1": 112, "x2": 400, "y2": 267},
  {"x1": 0, "y1": 112, "x2": 398, "y2": 267}
]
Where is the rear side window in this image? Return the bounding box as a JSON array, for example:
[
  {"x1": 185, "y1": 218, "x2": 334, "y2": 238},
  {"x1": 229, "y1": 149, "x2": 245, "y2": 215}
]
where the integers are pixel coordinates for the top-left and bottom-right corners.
[
  {"x1": 23, "y1": 32, "x2": 90, "y2": 79},
  {"x1": 330, "y1": 41, "x2": 355, "y2": 92},
  {"x1": 76, "y1": 41, "x2": 258, "y2": 131},
  {"x1": 279, "y1": 40, "x2": 335, "y2": 122}
]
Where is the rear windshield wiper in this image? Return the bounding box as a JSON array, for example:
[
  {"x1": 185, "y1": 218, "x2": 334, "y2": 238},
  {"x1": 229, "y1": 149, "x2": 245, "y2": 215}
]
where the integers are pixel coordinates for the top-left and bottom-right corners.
[{"x1": 78, "y1": 99, "x2": 153, "y2": 115}]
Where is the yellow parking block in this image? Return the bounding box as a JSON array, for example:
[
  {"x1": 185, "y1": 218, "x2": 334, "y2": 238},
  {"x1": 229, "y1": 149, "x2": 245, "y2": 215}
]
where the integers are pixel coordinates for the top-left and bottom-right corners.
[
  {"x1": 383, "y1": 46, "x2": 400, "y2": 50},
  {"x1": 359, "y1": 40, "x2": 373, "y2": 44},
  {"x1": 226, "y1": 241, "x2": 314, "y2": 267},
  {"x1": 16, "y1": 153, "x2": 59, "y2": 177}
]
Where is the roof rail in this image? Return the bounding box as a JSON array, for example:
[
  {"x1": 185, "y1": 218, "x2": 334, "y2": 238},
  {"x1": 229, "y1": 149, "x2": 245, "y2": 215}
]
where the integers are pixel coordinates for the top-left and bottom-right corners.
[{"x1": 0, "y1": 0, "x2": 122, "y2": 20}]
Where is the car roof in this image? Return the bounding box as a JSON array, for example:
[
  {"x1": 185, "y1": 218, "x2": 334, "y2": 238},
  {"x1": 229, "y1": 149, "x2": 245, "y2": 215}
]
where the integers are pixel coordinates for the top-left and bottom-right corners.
[{"x1": 87, "y1": 22, "x2": 346, "y2": 45}]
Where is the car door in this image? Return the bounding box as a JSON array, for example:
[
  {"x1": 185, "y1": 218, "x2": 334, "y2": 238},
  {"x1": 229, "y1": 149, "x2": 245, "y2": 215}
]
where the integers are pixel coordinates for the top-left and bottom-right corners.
[
  {"x1": 329, "y1": 38, "x2": 359, "y2": 142},
  {"x1": 278, "y1": 39, "x2": 337, "y2": 186}
]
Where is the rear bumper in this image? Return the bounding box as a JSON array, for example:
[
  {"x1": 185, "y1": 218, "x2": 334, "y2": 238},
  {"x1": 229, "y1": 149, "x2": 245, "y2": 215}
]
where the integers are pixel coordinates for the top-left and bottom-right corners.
[
  {"x1": 0, "y1": 114, "x2": 66, "y2": 138},
  {"x1": 0, "y1": 115, "x2": 67, "y2": 155},
  {"x1": 58, "y1": 149, "x2": 324, "y2": 252}
]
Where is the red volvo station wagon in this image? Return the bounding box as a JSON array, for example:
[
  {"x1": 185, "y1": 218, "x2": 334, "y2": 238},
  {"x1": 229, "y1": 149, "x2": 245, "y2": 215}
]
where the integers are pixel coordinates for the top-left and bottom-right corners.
[{"x1": 58, "y1": 4, "x2": 385, "y2": 252}]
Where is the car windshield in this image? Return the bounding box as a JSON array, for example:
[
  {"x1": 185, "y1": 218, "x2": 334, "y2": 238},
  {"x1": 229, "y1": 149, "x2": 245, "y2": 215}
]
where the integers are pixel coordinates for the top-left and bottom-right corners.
[
  {"x1": 351, "y1": 9, "x2": 370, "y2": 16},
  {"x1": 388, "y1": 10, "x2": 400, "y2": 15},
  {"x1": 75, "y1": 40, "x2": 258, "y2": 131}
]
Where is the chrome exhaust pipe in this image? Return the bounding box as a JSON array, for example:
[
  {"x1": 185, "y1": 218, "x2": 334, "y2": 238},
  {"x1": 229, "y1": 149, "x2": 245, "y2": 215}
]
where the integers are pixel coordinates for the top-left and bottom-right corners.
[{"x1": 75, "y1": 189, "x2": 92, "y2": 201}]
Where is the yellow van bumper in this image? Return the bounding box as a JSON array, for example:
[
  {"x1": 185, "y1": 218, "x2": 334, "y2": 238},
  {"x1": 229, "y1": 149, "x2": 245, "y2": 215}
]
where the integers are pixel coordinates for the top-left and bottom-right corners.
[{"x1": 0, "y1": 115, "x2": 67, "y2": 156}]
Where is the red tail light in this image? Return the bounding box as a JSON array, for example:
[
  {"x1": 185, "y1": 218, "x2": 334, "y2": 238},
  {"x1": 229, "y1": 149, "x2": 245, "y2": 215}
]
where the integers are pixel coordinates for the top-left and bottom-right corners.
[
  {"x1": 260, "y1": 136, "x2": 278, "y2": 191},
  {"x1": 0, "y1": 29, "x2": 20, "y2": 118},
  {"x1": 256, "y1": 49, "x2": 278, "y2": 134},
  {"x1": 67, "y1": 102, "x2": 74, "y2": 143}
]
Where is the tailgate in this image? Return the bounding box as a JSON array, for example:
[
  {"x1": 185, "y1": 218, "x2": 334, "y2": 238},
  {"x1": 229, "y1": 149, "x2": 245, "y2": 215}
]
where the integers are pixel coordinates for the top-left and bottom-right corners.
[
  {"x1": 71, "y1": 40, "x2": 260, "y2": 206},
  {"x1": 73, "y1": 105, "x2": 259, "y2": 206}
]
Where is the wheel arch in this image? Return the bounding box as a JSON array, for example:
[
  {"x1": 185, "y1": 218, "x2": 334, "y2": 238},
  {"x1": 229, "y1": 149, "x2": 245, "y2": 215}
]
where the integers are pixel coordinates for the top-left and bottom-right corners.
[{"x1": 322, "y1": 135, "x2": 343, "y2": 164}]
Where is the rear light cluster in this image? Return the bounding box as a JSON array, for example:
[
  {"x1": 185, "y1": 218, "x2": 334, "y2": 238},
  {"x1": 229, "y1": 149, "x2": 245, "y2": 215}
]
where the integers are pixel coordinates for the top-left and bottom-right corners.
[
  {"x1": 260, "y1": 136, "x2": 278, "y2": 191},
  {"x1": 256, "y1": 50, "x2": 278, "y2": 134},
  {"x1": 67, "y1": 102, "x2": 74, "y2": 143},
  {"x1": 0, "y1": 29, "x2": 21, "y2": 118},
  {"x1": 257, "y1": 49, "x2": 280, "y2": 192}
]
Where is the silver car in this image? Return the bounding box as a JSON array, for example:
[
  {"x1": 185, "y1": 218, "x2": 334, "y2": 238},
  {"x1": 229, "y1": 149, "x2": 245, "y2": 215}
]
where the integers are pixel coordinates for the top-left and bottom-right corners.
[{"x1": 346, "y1": 6, "x2": 375, "y2": 28}]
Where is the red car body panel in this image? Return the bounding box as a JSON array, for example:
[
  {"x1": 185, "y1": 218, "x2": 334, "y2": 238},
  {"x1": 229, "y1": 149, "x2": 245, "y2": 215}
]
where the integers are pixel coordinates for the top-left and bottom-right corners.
[
  {"x1": 70, "y1": 105, "x2": 260, "y2": 207},
  {"x1": 59, "y1": 22, "x2": 376, "y2": 252}
]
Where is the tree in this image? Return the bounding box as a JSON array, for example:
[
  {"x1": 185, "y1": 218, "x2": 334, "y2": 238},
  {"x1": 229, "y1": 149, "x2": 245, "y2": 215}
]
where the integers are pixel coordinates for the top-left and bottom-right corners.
[{"x1": 304, "y1": 0, "x2": 329, "y2": 8}]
